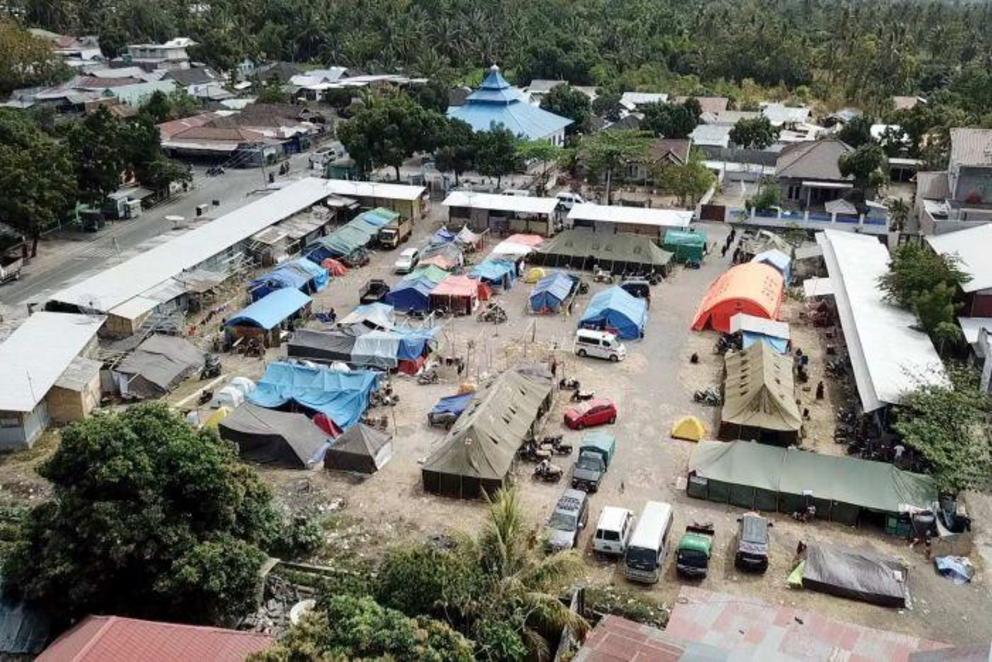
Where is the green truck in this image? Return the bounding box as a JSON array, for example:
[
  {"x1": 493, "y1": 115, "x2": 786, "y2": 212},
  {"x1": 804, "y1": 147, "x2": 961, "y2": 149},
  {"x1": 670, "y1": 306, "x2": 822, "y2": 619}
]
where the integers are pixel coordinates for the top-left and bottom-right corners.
[
  {"x1": 675, "y1": 523, "x2": 714, "y2": 578},
  {"x1": 571, "y1": 430, "x2": 616, "y2": 493}
]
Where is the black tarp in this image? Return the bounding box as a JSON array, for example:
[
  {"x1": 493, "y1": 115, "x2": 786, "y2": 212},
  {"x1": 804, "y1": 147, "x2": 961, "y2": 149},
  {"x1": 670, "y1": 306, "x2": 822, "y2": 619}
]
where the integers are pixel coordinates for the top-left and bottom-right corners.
[
  {"x1": 217, "y1": 403, "x2": 331, "y2": 469},
  {"x1": 287, "y1": 329, "x2": 356, "y2": 363},
  {"x1": 801, "y1": 543, "x2": 909, "y2": 608},
  {"x1": 324, "y1": 423, "x2": 393, "y2": 473}
]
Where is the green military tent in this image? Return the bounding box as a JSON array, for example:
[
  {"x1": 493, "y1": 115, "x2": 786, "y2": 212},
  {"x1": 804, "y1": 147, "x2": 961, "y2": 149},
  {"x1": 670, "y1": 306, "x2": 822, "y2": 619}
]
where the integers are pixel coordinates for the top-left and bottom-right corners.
[
  {"x1": 719, "y1": 342, "x2": 802, "y2": 445},
  {"x1": 529, "y1": 229, "x2": 673, "y2": 276},
  {"x1": 687, "y1": 441, "x2": 936, "y2": 527},
  {"x1": 663, "y1": 230, "x2": 707, "y2": 263}
]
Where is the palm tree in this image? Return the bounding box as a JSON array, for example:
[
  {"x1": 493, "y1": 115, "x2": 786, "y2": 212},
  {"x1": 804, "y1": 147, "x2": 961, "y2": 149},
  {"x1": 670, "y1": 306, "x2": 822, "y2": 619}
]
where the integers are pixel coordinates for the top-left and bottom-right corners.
[{"x1": 887, "y1": 197, "x2": 910, "y2": 232}]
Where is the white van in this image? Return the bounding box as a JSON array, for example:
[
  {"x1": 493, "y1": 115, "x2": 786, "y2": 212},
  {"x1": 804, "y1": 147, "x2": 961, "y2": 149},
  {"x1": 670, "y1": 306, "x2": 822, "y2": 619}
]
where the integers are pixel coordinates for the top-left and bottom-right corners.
[
  {"x1": 593, "y1": 506, "x2": 635, "y2": 556},
  {"x1": 574, "y1": 329, "x2": 626, "y2": 362},
  {"x1": 555, "y1": 191, "x2": 587, "y2": 210},
  {"x1": 394, "y1": 247, "x2": 420, "y2": 274},
  {"x1": 624, "y1": 501, "x2": 674, "y2": 584}
]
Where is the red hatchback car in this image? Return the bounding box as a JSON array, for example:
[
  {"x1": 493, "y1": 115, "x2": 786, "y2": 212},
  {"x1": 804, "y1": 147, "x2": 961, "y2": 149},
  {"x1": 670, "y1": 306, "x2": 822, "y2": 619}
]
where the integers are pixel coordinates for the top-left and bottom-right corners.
[{"x1": 564, "y1": 398, "x2": 618, "y2": 430}]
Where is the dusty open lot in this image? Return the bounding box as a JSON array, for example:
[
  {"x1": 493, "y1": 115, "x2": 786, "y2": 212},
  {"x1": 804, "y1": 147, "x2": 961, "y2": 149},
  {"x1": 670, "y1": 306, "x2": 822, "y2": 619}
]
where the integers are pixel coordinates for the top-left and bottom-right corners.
[{"x1": 3, "y1": 206, "x2": 989, "y2": 647}]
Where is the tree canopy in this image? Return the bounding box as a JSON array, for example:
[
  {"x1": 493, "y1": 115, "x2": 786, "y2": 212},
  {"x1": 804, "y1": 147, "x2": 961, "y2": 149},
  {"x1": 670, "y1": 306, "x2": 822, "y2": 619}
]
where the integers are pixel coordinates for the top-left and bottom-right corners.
[
  {"x1": 474, "y1": 126, "x2": 524, "y2": 188},
  {"x1": 4, "y1": 404, "x2": 288, "y2": 626},
  {"x1": 729, "y1": 116, "x2": 778, "y2": 150},
  {"x1": 0, "y1": 19, "x2": 69, "y2": 95},
  {"x1": 539, "y1": 85, "x2": 591, "y2": 135},
  {"x1": 656, "y1": 151, "x2": 715, "y2": 206},
  {"x1": 578, "y1": 130, "x2": 652, "y2": 203},
  {"x1": 640, "y1": 101, "x2": 699, "y2": 139}
]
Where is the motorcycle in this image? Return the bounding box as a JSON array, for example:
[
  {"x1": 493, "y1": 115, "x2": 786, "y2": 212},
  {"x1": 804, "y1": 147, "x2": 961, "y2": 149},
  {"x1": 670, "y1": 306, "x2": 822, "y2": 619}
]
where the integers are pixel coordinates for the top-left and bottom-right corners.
[
  {"x1": 540, "y1": 435, "x2": 572, "y2": 455},
  {"x1": 417, "y1": 368, "x2": 439, "y2": 385},
  {"x1": 198, "y1": 389, "x2": 213, "y2": 406},
  {"x1": 593, "y1": 269, "x2": 614, "y2": 284},
  {"x1": 791, "y1": 505, "x2": 816, "y2": 523},
  {"x1": 200, "y1": 354, "x2": 221, "y2": 380},
  {"x1": 570, "y1": 389, "x2": 595, "y2": 402},
  {"x1": 519, "y1": 439, "x2": 552, "y2": 462},
  {"x1": 693, "y1": 386, "x2": 722, "y2": 406},
  {"x1": 477, "y1": 303, "x2": 507, "y2": 324},
  {"x1": 533, "y1": 460, "x2": 563, "y2": 482},
  {"x1": 558, "y1": 378, "x2": 580, "y2": 390}
]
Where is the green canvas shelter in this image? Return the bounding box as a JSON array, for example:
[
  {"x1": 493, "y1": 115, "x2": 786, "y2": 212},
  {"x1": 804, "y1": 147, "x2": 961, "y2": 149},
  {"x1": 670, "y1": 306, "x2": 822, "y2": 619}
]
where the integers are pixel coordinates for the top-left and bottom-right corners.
[
  {"x1": 719, "y1": 342, "x2": 801, "y2": 445},
  {"x1": 687, "y1": 441, "x2": 936, "y2": 527},
  {"x1": 663, "y1": 230, "x2": 707, "y2": 263},
  {"x1": 529, "y1": 229, "x2": 673, "y2": 276},
  {"x1": 409, "y1": 264, "x2": 450, "y2": 284},
  {"x1": 422, "y1": 365, "x2": 553, "y2": 499}
]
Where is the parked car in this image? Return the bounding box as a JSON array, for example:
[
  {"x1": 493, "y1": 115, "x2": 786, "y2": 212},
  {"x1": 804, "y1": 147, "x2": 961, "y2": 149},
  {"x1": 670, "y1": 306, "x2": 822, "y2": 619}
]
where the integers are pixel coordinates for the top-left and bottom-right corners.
[
  {"x1": 555, "y1": 191, "x2": 587, "y2": 210},
  {"x1": 571, "y1": 430, "x2": 616, "y2": 492},
  {"x1": 593, "y1": 506, "x2": 635, "y2": 556},
  {"x1": 309, "y1": 142, "x2": 345, "y2": 169},
  {"x1": 624, "y1": 501, "x2": 675, "y2": 584},
  {"x1": 734, "y1": 512, "x2": 771, "y2": 573},
  {"x1": 543, "y1": 489, "x2": 589, "y2": 552},
  {"x1": 675, "y1": 523, "x2": 715, "y2": 579},
  {"x1": 359, "y1": 279, "x2": 391, "y2": 304},
  {"x1": 574, "y1": 328, "x2": 626, "y2": 362},
  {"x1": 564, "y1": 397, "x2": 617, "y2": 430},
  {"x1": 394, "y1": 247, "x2": 421, "y2": 274}
]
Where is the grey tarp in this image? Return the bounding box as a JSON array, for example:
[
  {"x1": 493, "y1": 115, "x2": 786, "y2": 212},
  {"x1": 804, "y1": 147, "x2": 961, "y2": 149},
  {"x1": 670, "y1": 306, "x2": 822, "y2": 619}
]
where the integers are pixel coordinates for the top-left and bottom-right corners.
[
  {"x1": 218, "y1": 403, "x2": 331, "y2": 469},
  {"x1": 802, "y1": 543, "x2": 909, "y2": 608},
  {"x1": 687, "y1": 441, "x2": 936, "y2": 524},
  {"x1": 114, "y1": 334, "x2": 205, "y2": 399},
  {"x1": 720, "y1": 342, "x2": 801, "y2": 444},
  {"x1": 324, "y1": 423, "x2": 393, "y2": 473},
  {"x1": 338, "y1": 302, "x2": 395, "y2": 331},
  {"x1": 351, "y1": 330, "x2": 401, "y2": 369},
  {"x1": 422, "y1": 365, "x2": 553, "y2": 499},
  {"x1": 0, "y1": 586, "x2": 50, "y2": 656},
  {"x1": 529, "y1": 229, "x2": 673, "y2": 275},
  {"x1": 287, "y1": 329, "x2": 356, "y2": 363}
]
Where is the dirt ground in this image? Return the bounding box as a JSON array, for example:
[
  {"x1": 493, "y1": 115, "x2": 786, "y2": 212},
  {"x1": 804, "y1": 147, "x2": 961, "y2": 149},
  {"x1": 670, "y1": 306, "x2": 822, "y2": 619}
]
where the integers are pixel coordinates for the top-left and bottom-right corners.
[{"x1": 2, "y1": 206, "x2": 990, "y2": 647}]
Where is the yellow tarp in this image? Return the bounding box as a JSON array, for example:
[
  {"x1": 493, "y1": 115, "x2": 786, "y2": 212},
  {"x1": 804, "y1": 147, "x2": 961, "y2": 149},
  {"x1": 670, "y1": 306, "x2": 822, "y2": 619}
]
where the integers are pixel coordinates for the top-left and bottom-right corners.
[
  {"x1": 203, "y1": 406, "x2": 231, "y2": 429},
  {"x1": 671, "y1": 415, "x2": 705, "y2": 442},
  {"x1": 524, "y1": 267, "x2": 547, "y2": 283}
]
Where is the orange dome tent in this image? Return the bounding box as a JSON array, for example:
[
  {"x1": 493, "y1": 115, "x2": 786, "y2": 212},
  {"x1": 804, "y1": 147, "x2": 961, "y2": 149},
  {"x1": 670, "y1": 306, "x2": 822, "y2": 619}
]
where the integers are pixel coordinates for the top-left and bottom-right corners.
[{"x1": 691, "y1": 263, "x2": 784, "y2": 333}]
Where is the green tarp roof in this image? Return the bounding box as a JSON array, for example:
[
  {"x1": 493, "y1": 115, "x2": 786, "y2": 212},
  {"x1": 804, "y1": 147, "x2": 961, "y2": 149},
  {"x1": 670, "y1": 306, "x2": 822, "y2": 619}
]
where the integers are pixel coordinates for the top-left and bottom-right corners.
[
  {"x1": 532, "y1": 229, "x2": 673, "y2": 267},
  {"x1": 663, "y1": 230, "x2": 707, "y2": 247},
  {"x1": 689, "y1": 441, "x2": 936, "y2": 514}
]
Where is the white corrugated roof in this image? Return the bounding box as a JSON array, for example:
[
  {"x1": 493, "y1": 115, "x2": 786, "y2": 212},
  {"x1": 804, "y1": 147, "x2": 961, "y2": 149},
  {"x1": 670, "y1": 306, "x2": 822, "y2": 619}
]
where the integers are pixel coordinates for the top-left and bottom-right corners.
[
  {"x1": 729, "y1": 313, "x2": 790, "y2": 340},
  {"x1": 802, "y1": 277, "x2": 834, "y2": 298},
  {"x1": 817, "y1": 230, "x2": 947, "y2": 412},
  {"x1": 568, "y1": 203, "x2": 692, "y2": 228},
  {"x1": 958, "y1": 317, "x2": 992, "y2": 346},
  {"x1": 322, "y1": 179, "x2": 426, "y2": 201},
  {"x1": 925, "y1": 224, "x2": 992, "y2": 293},
  {"x1": 0, "y1": 312, "x2": 105, "y2": 412},
  {"x1": 620, "y1": 92, "x2": 668, "y2": 109},
  {"x1": 49, "y1": 178, "x2": 335, "y2": 312},
  {"x1": 443, "y1": 191, "x2": 558, "y2": 215}
]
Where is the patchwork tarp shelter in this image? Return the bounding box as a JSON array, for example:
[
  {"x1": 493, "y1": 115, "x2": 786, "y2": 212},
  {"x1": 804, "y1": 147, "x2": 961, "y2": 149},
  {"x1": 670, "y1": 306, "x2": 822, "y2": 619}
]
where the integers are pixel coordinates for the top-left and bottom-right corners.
[
  {"x1": 286, "y1": 326, "x2": 434, "y2": 368},
  {"x1": 470, "y1": 258, "x2": 517, "y2": 289},
  {"x1": 663, "y1": 230, "x2": 707, "y2": 263},
  {"x1": 287, "y1": 329, "x2": 356, "y2": 363},
  {"x1": 114, "y1": 334, "x2": 205, "y2": 399},
  {"x1": 491, "y1": 234, "x2": 544, "y2": 260},
  {"x1": 305, "y1": 210, "x2": 391, "y2": 261},
  {"x1": 720, "y1": 343, "x2": 801, "y2": 444},
  {"x1": 430, "y1": 226, "x2": 457, "y2": 245},
  {"x1": 455, "y1": 226, "x2": 483, "y2": 251},
  {"x1": 338, "y1": 302, "x2": 394, "y2": 330},
  {"x1": 729, "y1": 313, "x2": 791, "y2": 354},
  {"x1": 324, "y1": 423, "x2": 393, "y2": 473},
  {"x1": 248, "y1": 258, "x2": 328, "y2": 301},
  {"x1": 687, "y1": 441, "x2": 936, "y2": 525},
  {"x1": 227, "y1": 288, "x2": 312, "y2": 331},
  {"x1": 419, "y1": 242, "x2": 464, "y2": 271},
  {"x1": 218, "y1": 403, "x2": 330, "y2": 469},
  {"x1": 579, "y1": 286, "x2": 648, "y2": 339},
  {"x1": 529, "y1": 229, "x2": 673, "y2": 275},
  {"x1": 248, "y1": 361, "x2": 378, "y2": 430},
  {"x1": 691, "y1": 263, "x2": 784, "y2": 333},
  {"x1": 752, "y1": 249, "x2": 792, "y2": 282},
  {"x1": 430, "y1": 275, "x2": 490, "y2": 315},
  {"x1": 384, "y1": 277, "x2": 434, "y2": 313},
  {"x1": 529, "y1": 271, "x2": 576, "y2": 313},
  {"x1": 800, "y1": 543, "x2": 909, "y2": 608},
  {"x1": 422, "y1": 365, "x2": 553, "y2": 499}
]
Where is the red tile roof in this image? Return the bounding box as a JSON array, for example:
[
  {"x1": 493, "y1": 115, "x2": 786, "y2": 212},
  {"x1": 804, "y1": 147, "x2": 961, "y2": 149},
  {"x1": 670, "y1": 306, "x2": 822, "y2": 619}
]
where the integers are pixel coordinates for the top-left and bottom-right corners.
[
  {"x1": 575, "y1": 615, "x2": 693, "y2": 662},
  {"x1": 37, "y1": 616, "x2": 273, "y2": 662}
]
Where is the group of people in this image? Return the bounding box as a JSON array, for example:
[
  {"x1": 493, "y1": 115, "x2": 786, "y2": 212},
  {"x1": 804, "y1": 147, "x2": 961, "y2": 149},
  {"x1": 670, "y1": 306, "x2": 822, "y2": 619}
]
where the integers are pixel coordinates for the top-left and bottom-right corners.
[{"x1": 719, "y1": 228, "x2": 738, "y2": 259}]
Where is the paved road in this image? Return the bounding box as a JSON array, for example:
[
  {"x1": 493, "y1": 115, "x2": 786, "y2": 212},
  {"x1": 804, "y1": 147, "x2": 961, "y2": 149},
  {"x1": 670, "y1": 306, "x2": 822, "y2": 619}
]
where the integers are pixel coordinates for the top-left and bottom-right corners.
[{"x1": 0, "y1": 154, "x2": 316, "y2": 313}]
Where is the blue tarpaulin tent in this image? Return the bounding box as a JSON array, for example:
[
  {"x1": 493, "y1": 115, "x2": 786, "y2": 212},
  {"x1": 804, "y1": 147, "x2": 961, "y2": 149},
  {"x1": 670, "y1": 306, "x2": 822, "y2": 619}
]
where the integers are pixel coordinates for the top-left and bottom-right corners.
[
  {"x1": 579, "y1": 286, "x2": 648, "y2": 339},
  {"x1": 248, "y1": 361, "x2": 379, "y2": 429},
  {"x1": 752, "y1": 249, "x2": 792, "y2": 283},
  {"x1": 430, "y1": 227, "x2": 457, "y2": 245},
  {"x1": 470, "y1": 259, "x2": 517, "y2": 289},
  {"x1": 290, "y1": 257, "x2": 330, "y2": 291},
  {"x1": 226, "y1": 288, "x2": 312, "y2": 330},
  {"x1": 529, "y1": 271, "x2": 575, "y2": 313},
  {"x1": 249, "y1": 258, "x2": 328, "y2": 301},
  {"x1": 430, "y1": 393, "x2": 474, "y2": 417},
  {"x1": 384, "y1": 277, "x2": 435, "y2": 312}
]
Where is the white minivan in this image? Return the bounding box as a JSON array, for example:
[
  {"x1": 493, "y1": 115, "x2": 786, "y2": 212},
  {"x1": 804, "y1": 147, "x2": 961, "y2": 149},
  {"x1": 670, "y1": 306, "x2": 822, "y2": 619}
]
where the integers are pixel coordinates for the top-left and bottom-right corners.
[
  {"x1": 574, "y1": 329, "x2": 626, "y2": 362},
  {"x1": 593, "y1": 506, "x2": 635, "y2": 556},
  {"x1": 624, "y1": 501, "x2": 674, "y2": 584},
  {"x1": 555, "y1": 191, "x2": 587, "y2": 210},
  {"x1": 394, "y1": 247, "x2": 420, "y2": 274}
]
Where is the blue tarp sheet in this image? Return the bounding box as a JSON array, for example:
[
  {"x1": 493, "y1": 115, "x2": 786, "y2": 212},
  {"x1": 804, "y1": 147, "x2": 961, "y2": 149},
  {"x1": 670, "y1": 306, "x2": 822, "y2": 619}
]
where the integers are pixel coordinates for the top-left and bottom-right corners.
[
  {"x1": 248, "y1": 361, "x2": 379, "y2": 429},
  {"x1": 430, "y1": 393, "x2": 473, "y2": 416},
  {"x1": 430, "y1": 227, "x2": 457, "y2": 245},
  {"x1": 742, "y1": 331, "x2": 789, "y2": 354},
  {"x1": 289, "y1": 257, "x2": 330, "y2": 292},
  {"x1": 579, "y1": 286, "x2": 647, "y2": 339},
  {"x1": 752, "y1": 249, "x2": 792, "y2": 282},
  {"x1": 529, "y1": 271, "x2": 574, "y2": 312},
  {"x1": 226, "y1": 288, "x2": 311, "y2": 330},
  {"x1": 391, "y1": 327, "x2": 438, "y2": 359},
  {"x1": 249, "y1": 258, "x2": 329, "y2": 301},
  {"x1": 470, "y1": 259, "x2": 517, "y2": 288},
  {"x1": 384, "y1": 278, "x2": 435, "y2": 312}
]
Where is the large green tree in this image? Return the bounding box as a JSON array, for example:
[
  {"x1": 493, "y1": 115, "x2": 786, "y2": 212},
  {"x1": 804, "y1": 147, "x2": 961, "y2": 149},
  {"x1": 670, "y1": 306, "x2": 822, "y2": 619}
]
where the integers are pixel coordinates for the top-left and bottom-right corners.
[
  {"x1": 879, "y1": 242, "x2": 970, "y2": 310},
  {"x1": 516, "y1": 139, "x2": 562, "y2": 195},
  {"x1": 640, "y1": 101, "x2": 699, "y2": 139},
  {"x1": 5, "y1": 404, "x2": 286, "y2": 625},
  {"x1": 474, "y1": 126, "x2": 524, "y2": 189},
  {"x1": 578, "y1": 130, "x2": 652, "y2": 203},
  {"x1": 65, "y1": 107, "x2": 127, "y2": 205},
  {"x1": 836, "y1": 115, "x2": 875, "y2": 148},
  {"x1": 434, "y1": 118, "x2": 477, "y2": 185},
  {"x1": 539, "y1": 84, "x2": 591, "y2": 135},
  {"x1": 838, "y1": 143, "x2": 888, "y2": 195},
  {"x1": 0, "y1": 109, "x2": 76, "y2": 256},
  {"x1": 729, "y1": 116, "x2": 779, "y2": 150},
  {"x1": 0, "y1": 19, "x2": 69, "y2": 95},
  {"x1": 657, "y1": 152, "x2": 715, "y2": 206}
]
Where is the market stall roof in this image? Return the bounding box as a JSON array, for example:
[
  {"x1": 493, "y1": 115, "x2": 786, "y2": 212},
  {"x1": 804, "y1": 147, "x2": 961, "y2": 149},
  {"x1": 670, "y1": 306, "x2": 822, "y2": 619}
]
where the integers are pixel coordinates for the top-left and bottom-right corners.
[
  {"x1": 432, "y1": 275, "x2": 483, "y2": 298},
  {"x1": 48, "y1": 177, "x2": 333, "y2": 313},
  {"x1": 925, "y1": 224, "x2": 992, "y2": 293},
  {"x1": 409, "y1": 264, "x2": 450, "y2": 284},
  {"x1": 817, "y1": 230, "x2": 946, "y2": 411},
  {"x1": 490, "y1": 235, "x2": 544, "y2": 259},
  {"x1": 721, "y1": 343, "x2": 801, "y2": 433},
  {"x1": 0, "y1": 312, "x2": 104, "y2": 413},
  {"x1": 469, "y1": 258, "x2": 516, "y2": 285},
  {"x1": 247, "y1": 361, "x2": 378, "y2": 430},
  {"x1": 443, "y1": 191, "x2": 559, "y2": 215},
  {"x1": 352, "y1": 330, "x2": 402, "y2": 369},
  {"x1": 384, "y1": 278, "x2": 434, "y2": 312},
  {"x1": 115, "y1": 334, "x2": 205, "y2": 393},
  {"x1": 217, "y1": 403, "x2": 331, "y2": 468},
  {"x1": 691, "y1": 263, "x2": 784, "y2": 333},
  {"x1": 579, "y1": 286, "x2": 648, "y2": 339},
  {"x1": 226, "y1": 288, "x2": 311, "y2": 330},
  {"x1": 320, "y1": 179, "x2": 426, "y2": 201},
  {"x1": 568, "y1": 203, "x2": 693, "y2": 228},
  {"x1": 689, "y1": 441, "x2": 936, "y2": 514}
]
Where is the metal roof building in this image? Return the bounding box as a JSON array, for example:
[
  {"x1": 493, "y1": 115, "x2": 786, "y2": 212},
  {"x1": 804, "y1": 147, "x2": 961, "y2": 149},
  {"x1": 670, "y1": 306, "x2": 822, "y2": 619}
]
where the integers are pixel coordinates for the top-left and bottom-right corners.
[
  {"x1": 926, "y1": 224, "x2": 992, "y2": 294},
  {"x1": 443, "y1": 191, "x2": 558, "y2": 216},
  {"x1": 568, "y1": 203, "x2": 693, "y2": 229},
  {"x1": 817, "y1": 230, "x2": 947, "y2": 412}
]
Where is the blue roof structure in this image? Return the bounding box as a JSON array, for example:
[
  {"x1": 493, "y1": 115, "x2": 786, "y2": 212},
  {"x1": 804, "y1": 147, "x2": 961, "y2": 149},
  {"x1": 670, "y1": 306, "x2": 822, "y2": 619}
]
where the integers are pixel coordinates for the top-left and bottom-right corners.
[
  {"x1": 248, "y1": 361, "x2": 379, "y2": 429},
  {"x1": 529, "y1": 271, "x2": 575, "y2": 313},
  {"x1": 384, "y1": 277, "x2": 434, "y2": 312},
  {"x1": 579, "y1": 286, "x2": 648, "y2": 339},
  {"x1": 227, "y1": 288, "x2": 311, "y2": 330},
  {"x1": 447, "y1": 66, "x2": 572, "y2": 141},
  {"x1": 469, "y1": 258, "x2": 517, "y2": 288}
]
